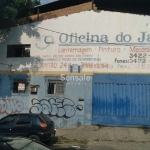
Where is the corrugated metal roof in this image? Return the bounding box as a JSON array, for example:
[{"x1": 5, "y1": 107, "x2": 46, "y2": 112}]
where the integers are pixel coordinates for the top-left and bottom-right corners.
[{"x1": 34, "y1": 0, "x2": 150, "y2": 15}]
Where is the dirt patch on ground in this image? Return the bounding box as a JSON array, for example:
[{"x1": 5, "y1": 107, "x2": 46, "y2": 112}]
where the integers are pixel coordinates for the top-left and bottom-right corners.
[
  {"x1": 56, "y1": 125, "x2": 101, "y2": 141},
  {"x1": 49, "y1": 134, "x2": 89, "y2": 149},
  {"x1": 142, "y1": 128, "x2": 150, "y2": 134}
]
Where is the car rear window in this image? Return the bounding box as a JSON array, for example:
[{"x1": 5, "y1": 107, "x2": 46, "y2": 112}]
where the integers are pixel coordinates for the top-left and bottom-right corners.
[
  {"x1": 32, "y1": 115, "x2": 41, "y2": 125},
  {"x1": 38, "y1": 114, "x2": 52, "y2": 123}
]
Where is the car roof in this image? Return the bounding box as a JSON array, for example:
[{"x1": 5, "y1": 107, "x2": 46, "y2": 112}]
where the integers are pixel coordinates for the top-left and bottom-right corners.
[
  {"x1": 5, "y1": 113, "x2": 51, "y2": 119},
  {"x1": 0, "y1": 136, "x2": 53, "y2": 150}
]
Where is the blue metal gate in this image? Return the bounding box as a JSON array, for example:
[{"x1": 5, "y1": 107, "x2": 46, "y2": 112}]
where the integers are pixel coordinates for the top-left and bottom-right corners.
[{"x1": 92, "y1": 74, "x2": 150, "y2": 127}]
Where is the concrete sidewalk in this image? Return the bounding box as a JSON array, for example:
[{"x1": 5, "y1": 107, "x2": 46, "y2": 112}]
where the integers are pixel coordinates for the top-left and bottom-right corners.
[
  {"x1": 50, "y1": 126, "x2": 150, "y2": 149},
  {"x1": 55, "y1": 125, "x2": 150, "y2": 142}
]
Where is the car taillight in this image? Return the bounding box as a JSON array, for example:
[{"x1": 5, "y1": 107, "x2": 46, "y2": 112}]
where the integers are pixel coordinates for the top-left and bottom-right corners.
[{"x1": 41, "y1": 123, "x2": 47, "y2": 130}]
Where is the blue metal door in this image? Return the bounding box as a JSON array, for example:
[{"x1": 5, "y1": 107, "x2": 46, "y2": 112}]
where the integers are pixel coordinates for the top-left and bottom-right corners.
[{"x1": 92, "y1": 74, "x2": 150, "y2": 127}]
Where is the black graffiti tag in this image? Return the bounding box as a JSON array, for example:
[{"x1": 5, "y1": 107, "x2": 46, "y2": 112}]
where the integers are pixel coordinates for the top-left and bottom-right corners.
[
  {"x1": 76, "y1": 105, "x2": 83, "y2": 111},
  {"x1": 29, "y1": 98, "x2": 83, "y2": 118}
]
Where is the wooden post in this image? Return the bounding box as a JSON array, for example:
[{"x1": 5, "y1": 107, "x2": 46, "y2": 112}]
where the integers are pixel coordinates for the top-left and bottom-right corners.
[{"x1": 37, "y1": 7, "x2": 39, "y2": 21}]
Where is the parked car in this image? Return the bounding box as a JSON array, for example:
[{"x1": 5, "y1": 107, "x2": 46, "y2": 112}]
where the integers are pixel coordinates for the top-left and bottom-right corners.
[
  {"x1": 0, "y1": 135, "x2": 53, "y2": 150},
  {"x1": 0, "y1": 113, "x2": 56, "y2": 142}
]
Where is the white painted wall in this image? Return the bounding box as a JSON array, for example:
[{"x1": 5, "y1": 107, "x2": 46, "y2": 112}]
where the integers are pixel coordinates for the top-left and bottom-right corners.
[{"x1": 0, "y1": 10, "x2": 150, "y2": 74}]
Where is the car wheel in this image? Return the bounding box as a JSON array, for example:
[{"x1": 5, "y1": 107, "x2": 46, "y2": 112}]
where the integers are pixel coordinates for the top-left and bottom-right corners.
[{"x1": 29, "y1": 135, "x2": 40, "y2": 141}]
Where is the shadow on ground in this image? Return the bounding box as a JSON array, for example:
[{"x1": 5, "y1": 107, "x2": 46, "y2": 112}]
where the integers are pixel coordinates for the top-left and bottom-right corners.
[
  {"x1": 52, "y1": 148, "x2": 85, "y2": 150},
  {"x1": 43, "y1": 136, "x2": 58, "y2": 147},
  {"x1": 43, "y1": 136, "x2": 86, "y2": 150},
  {"x1": 51, "y1": 146, "x2": 116, "y2": 150},
  {"x1": 43, "y1": 135, "x2": 116, "y2": 150}
]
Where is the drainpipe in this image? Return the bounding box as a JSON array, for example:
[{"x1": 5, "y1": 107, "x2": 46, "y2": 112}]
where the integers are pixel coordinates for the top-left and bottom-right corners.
[{"x1": 92, "y1": 0, "x2": 94, "y2": 10}]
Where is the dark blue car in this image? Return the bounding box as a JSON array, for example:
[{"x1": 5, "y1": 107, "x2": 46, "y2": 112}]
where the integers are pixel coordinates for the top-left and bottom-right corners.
[{"x1": 0, "y1": 113, "x2": 56, "y2": 142}]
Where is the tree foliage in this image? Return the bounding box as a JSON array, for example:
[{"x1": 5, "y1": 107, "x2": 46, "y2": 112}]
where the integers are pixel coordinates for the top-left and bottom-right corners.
[{"x1": 0, "y1": 0, "x2": 40, "y2": 29}]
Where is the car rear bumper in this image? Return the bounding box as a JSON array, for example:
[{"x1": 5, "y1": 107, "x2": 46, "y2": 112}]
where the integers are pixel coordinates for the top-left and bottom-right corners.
[{"x1": 38, "y1": 129, "x2": 56, "y2": 141}]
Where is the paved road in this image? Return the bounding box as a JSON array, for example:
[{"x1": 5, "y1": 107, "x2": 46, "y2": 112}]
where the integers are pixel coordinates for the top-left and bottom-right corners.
[
  {"x1": 51, "y1": 147, "x2": 115, "y2": 150},
  {"x1": 52, "y1": 146, "x2": 116, "y2": 150},
  {"x1": 85, "y1": 146, "x2": 116, "y2": 150},
  {"x1": 50, "y1": 141, "x2": 150, "y2": 150}
]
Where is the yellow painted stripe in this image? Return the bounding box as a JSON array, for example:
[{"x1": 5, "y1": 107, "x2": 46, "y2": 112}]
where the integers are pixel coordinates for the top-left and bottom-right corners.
[
  {"x1": 0, "y1": 71, "x2": 93, "y2": 75},
  {"x1": 0, "y1": 71, "x2": 149, "y2": 75}
]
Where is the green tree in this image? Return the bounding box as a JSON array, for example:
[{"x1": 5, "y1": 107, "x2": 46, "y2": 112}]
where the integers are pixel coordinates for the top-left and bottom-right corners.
[{"x1": 0, "y1": 0, "x2": 40, "y2": 29}]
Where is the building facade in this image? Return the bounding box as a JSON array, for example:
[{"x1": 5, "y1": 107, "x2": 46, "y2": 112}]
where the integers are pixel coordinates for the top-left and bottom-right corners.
[{"x1": 0, "y1": 5, "x2": 150, "y2": 128}]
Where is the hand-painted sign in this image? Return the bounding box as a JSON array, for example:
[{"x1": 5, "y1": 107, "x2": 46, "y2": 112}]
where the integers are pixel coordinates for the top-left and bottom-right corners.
[
  {"x1": 18, "y1": 83, "x2": 25, "y2": 91},
  {"x1": 5, "y1": 11, "x2": 150, "y2": 74}
]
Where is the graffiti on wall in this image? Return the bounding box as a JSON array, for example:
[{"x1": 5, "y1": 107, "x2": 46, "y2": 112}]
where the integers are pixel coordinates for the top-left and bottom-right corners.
[
  {"x1": 29, "y1": 98, "x2": 83, "y2": 118},
  {"x1": 0, "y1": 99, "x2": 24, "y2": 115}
]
